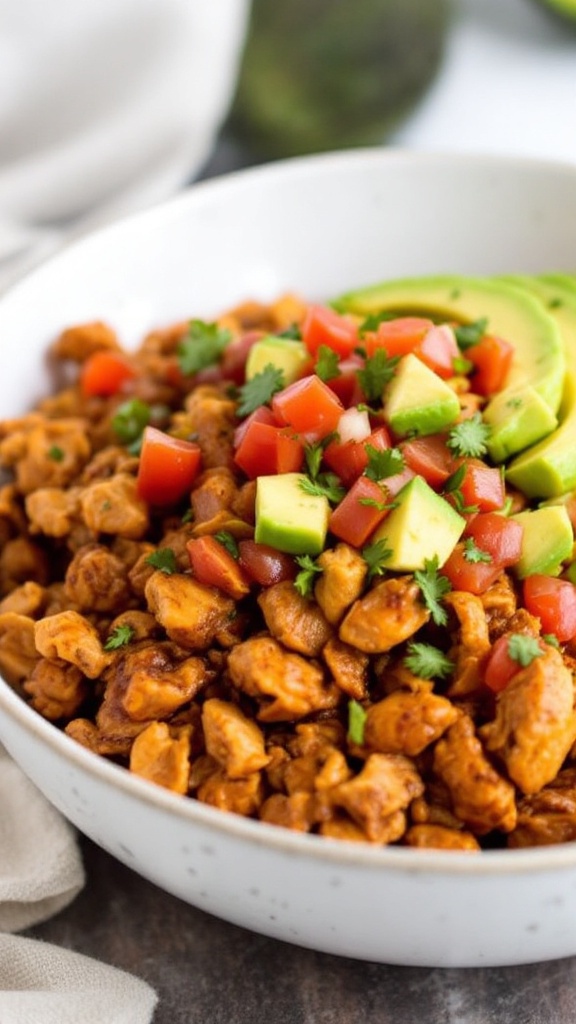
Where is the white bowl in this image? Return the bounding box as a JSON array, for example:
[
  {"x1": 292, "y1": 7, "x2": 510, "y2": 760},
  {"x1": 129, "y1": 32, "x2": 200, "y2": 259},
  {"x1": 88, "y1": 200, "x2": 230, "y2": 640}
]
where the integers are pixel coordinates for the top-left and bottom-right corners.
[{"x1": 2, "y1": 149, "x2": 576, "y2": 968}]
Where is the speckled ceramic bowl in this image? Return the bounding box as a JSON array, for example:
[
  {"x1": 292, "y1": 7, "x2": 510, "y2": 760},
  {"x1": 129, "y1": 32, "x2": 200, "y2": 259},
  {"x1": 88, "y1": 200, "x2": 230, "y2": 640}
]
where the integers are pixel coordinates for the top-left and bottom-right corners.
[{"x1": 2, "y1": 150, "x2": 576, "y2": 967}]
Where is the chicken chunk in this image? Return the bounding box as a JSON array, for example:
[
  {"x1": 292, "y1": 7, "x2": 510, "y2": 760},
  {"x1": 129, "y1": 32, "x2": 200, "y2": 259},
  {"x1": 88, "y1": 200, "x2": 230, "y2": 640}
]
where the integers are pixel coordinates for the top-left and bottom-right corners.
[
  {"x1": 25, "y1": 486, "x2": 81, "y2": 538},
  {"x1": 0, "y1": 612, "x2": 40, "y2": 686},
  {"x1": 51, "y1": 320, "x2": 120, "y2": 361},
  {"x1": 509, "y1": 768, "x2": 576, "y2": 848},
  {"x1": 0, "y1": 580, "x2": 46, "y2": 618},
  {"x1": 322, "y1": 636, "x2": 369, "y2": 700},
  {"x1": 107, "y1": 641, "x2": 208, "y2": 721},
  {"x1": 480, "y1": 644, "x2": 576, "y2": 795},
  {"x1": 80, "y1": 473, "x2": 149, "y2": 539},
  {"x1": 64, "y1": 543, "x2": 131, "y2": 612},
  {"x1": 34, "y1": 610, "x2": 111, "y2": 679},
  {"x1": 145, "y1": 570, "x2": 237, "y2": 649},
  {"x1": 314, "y1": 543, "x2": 367, "y2": 625},
  {"x1": 0, "y1": 416, "x2": 91, "y2": 493},
  {"x1": 178, "y1": 384, "x2": 237, "y2": 469},
  {"x1": 257, "y1": 581, "x2": 333, "y2": 656},
  {"x1": 202, "y1": 698, "x2": 270, "y2": 778},
  {"x1": 339, "y1": 576, "x2": 430, "y2": 653},
  {"x1": 129, "y1": 722, "x2": 192, "y2": 794},
  {"x1": 24, "y1": 658, "x2": 88, "y2": 721},
  {"x1": 330, "y1": 753, "x2": 424, "y2": 843},
  {"x1": 196, "y1": 768, "x2": 265, "y2": 816},
  {"x1": 364, "y1": 690, "x2": 460, "y2": 757},
  {"x1": 404, "y1": 824, "x2": 480, "y2": 851}
]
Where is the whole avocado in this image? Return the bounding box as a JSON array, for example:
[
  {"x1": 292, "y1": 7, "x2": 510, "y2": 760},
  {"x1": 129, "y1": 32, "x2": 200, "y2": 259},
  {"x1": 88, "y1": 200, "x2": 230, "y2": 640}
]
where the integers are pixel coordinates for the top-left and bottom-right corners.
[{"x1": 227, "y1": 0, "x2": 453, "y2": 160}]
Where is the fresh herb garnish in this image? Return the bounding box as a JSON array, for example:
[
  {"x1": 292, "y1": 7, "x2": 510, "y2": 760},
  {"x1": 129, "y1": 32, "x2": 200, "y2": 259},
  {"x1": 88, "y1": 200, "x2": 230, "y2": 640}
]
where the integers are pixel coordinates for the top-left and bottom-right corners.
[
  {"x1": 47, "y1": 445, "x2": 65, "y2": 462},
  {"x1": 507, "y1": 633, "x2": 544, "y2": 667},
  {"x1": 214, "y1": 530, "x2": 239, "y2": 559},
  {"x1": 347, "y1": 699, "x2": 368, "y2": 745},
  {"x1": 177, "y1": 320, "x2": 231, "y2": 375},
  {"x1": 112, "y1": 398, "x2": 151, "y2": 446},
  {"x1": 443, "y1": 463, "x2": 478, "y2": 514},
  {"x1": 358, "y1": 311, "x2": 396, "y2": 334},
  {"x1": 414, "y1": 556, "x2": 451, "y2": 626},
  {"x1": 104, "y1": 624, "x2": 135, "y2": 651},
  {"x1": 542, "y1": 633, "x2": 560, "y2": 648},
  {"x1": 294, "y1": 554, "x2": 324, "y2": 597},
  {"x1": 145, "y1": 547, "x2": 177, "y2": 574},
  {"x1": 454, "y1": 318, "x2": 488, "y2": 350},
  {"x1": 452, "y1": 355, "x2": 474, "y2": 375},
  {"x1": 299, "y1": 473, "x2": 345, "y2": 505},
  {"x1": 314, "y1": 345, "x2": 341, "y2": 382},
  {"x1": 404, "y1": 641, "x2": 455, "y2": 680},
  {"x1": 463, "y1": 537, "x2": 491, "y2": 563},
  {"x1": 447, "y1": 413, "x2": 491, "y2": 459},
  {"x1": 364, "y1": 445, "x2": 405, "y2": 482},
  {"x1": 356, "y1": 349, "x2": 399, "y2": 402},
  {"x1": 361, "y1": 538, "x2": 392, "y2": 579},
  {"x1": 277, "y1": 323, "x2": 301, "y2": 339},
  {"x1": 236, "y1": 363, "x2": 285, "y2": 417}
]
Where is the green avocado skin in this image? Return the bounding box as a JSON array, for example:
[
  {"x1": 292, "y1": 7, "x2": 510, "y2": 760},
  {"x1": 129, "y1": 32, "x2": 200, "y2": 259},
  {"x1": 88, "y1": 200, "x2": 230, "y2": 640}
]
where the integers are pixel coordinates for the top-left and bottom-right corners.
[{"x1": 227, "y1": 0, "x2": 452, "y2": 159}]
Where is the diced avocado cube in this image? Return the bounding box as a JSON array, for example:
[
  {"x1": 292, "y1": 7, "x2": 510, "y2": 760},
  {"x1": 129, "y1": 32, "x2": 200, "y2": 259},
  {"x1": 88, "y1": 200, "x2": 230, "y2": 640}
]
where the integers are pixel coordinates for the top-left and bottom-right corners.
[
  {"x1": 245, "y1": 336, "x2": 309, "y2": 385},
  {"x1": 370, "y1": 475, "x2": 466, "y2": 571},
  {"x1": 511, "y1": 505, "x2": 574, "y2": 578},
  {"x1": 483, "y1": 385, "x2": 558, "y2": 463},
  {"x1": 255, "y1": 472, "x2": 329, "y2": 555},
  {"x1": 383, "y1": 353, "x2": 460, "y2": 437}
]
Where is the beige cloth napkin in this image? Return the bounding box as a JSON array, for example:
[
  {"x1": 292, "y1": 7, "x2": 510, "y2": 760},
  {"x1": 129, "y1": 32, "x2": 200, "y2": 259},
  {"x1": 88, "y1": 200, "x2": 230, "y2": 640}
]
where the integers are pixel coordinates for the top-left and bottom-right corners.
[{"x1": 0, "y1": 747, "x2": 158, "y2": 1022}]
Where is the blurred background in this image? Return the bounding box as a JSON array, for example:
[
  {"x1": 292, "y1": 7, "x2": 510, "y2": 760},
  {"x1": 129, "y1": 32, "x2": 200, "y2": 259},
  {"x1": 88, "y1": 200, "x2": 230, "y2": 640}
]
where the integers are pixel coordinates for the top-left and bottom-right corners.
[{"x1": 1, "y1": 0, "x2": 575, "y2": 290}]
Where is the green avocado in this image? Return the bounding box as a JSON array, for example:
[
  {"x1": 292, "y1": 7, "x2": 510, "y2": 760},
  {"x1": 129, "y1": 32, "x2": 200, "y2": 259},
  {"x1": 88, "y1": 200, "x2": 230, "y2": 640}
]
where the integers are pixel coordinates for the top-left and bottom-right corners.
[
  {"x1": 370, "y1": 475, "x2": 465, "y2": 571},
  {"x1": 502, "y1": 276, "x2": 576, "y2": 498},
  {"x1": 255, "y1": 472, "x2": 330, "y2": 555},
  {"x1": 383, "y1": 352, "x2": 460, "y2": 437},
  {"x1": 245, "y1": 336, "x2": 309, "y2": 384},
  {"x1": 511, "y1": 505, "x2": 574, "y2": 578}
]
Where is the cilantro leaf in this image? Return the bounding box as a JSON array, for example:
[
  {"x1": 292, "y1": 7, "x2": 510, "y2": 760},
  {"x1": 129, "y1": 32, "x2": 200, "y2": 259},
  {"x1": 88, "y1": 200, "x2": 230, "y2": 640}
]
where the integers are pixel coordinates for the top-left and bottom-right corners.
[
  {"x1": 299, "y1": 473, "x2": 345, "y2": 505},
  {"x1": 214, "y1": 531, "x2": 239, "y2": 559},
  {"x1": 294, "y1": 554, "x2": 323, "y2": 597},
  {"x1": 178, "y1": 320, "x2": 231, "y2": 375},
  {"x1": 361, "y1": 538, "x2": 392, "y2": 579},
  {"x1": 414, "y1": 556, "x2": 451, "y2": 626},
  {"x1": 145, "y1": 547, "x2": 177, "y2": 574},
  {"x1": 358, "y1": 311, "x2": 396, "y2": 334},
  {"x1": 542, "y1": 633, "x2": 560, "y2": 649},
  {"x1": 304, "y1": 441, "x2": 324, "y2": 480},
  {"x1": 403, "y1": 641, "x2": 455, "y2": 680},
  {"x1": 104, "y1": 624, "x2": 135, "y2": 651},
  {"x1": 236, "y1": 364, "x2": 285, "y2": 417},
  {"x1": 463, "y1": 537, "x2": 491, "y2": 563},
  {"x1": 447, "y1": 413, "x2": 491, "y2": 459},
  {"x1": 112, "y1": 398, "x2": 151, "y2": 445},
  {"x1": 314, "y1": 345, "x2": 341, "y2": 383},
  {"x1": 347, "y1": 699, "x2": 368, "y2": 745},
  {"x1": 364, "y1": 445, "x2": 405, "y2": 482},
  {"x1": 507, "y1": 633, "x2": 544, "y2": 667},
  {"x1": 47, "y1": 445, "x2": 65, "y2": 462},
  {"x1": 277, "y1": 323, "x2": 301, "y2": 339},
  {"x1": 356, "y1": 349, "x2": 399, "y2": 402},
  {"x1": 443, "y1": 463, "x2": 479, "y2": 514},
  {"x1": 454, "y1": 318, "x2": 488, "y2": 350}
]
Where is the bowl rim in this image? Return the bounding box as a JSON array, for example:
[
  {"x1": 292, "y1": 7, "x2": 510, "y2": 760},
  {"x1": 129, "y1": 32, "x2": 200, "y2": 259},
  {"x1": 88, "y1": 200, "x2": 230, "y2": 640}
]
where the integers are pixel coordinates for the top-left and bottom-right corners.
[{"x1": 2, "y1": 145, "x2": 576, "y2": 877}]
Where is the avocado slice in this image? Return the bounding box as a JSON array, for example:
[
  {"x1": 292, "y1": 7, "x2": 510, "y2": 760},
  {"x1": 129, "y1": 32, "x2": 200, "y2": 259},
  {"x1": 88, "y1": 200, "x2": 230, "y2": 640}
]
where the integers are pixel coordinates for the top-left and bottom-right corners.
[
  {"x1": 511, "y1": 505, "x2": 574, "y2": 578},
  {"x1": 335, "y1": 275, "x2": 565, "y2": 419},
  {"x1": 383, "y1": 352, "x2": 460, "y2": 437},
  {"x1": 370, "y1": 475, "x2": 465, "y2": 571},
  {"x1": 502, "y1": 276, "x2": 576, "y2": 497},
  {"x1": 255, "y1": 472, "x2": 330, "y2": 555},
  {"x1": 245, "y1": 336, "x2": 309, "y2": 385}
]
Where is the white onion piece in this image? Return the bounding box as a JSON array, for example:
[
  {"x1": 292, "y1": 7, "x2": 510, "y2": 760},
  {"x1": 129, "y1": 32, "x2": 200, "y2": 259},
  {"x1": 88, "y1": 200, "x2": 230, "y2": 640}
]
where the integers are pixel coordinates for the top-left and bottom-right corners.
[{"x1": 336, "y1": 406, "x2": 371, "y2": 443}]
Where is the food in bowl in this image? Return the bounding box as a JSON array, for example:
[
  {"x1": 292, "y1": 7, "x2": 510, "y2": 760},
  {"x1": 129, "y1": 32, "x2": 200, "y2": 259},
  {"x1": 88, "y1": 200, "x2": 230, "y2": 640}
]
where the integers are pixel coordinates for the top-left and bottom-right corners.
[{"x1": 1, "y1": 269, "x2": 576, "y2": 854}]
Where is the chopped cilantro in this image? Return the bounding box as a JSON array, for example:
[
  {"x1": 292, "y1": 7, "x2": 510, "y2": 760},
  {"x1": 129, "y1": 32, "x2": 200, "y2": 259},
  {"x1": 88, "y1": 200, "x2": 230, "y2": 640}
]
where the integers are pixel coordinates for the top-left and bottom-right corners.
[
  {"x1": 507, "y1": 633, "x2": 544, "y2": 667},
  {"x1": 314, "y1": 345, "x2": 341, "y2": 382},
  {"x1": 236, "y1": 363, "x2": 285, "y2": 417},
  {"x1": 177, "y1": 320, "x2": 231, "y2": 375},
  {"x1": 304, "y1": 441, "x2": 324, "y2": 480},
  {"x1": 542, "y1": 633, "x2": 560, "y2": 649},
  {"x1": 404, "y1": 641, "x2": 455, "y2": 681},
  {"x1": 181, "y1": 508, "x2": 194, "y2": 524},
  {"x1": 104, "y1": 624, "x2": 135, "y2": 651},
  {"x1": 414, "y1": 556, "x2": 451, "y2": 626},
  {"x1": 356, "y1": 349, "x2": 399, "y2": 402},
  {"x1": 443, "y1": 464, "x2": 477, "y2": 515},
  {"x1": 294, "y1": 554, "x2": 323, "y2": 597},
  {"x1": 358, "y1": 311, "x2": 396, "y2": 334},
  {"x1": 361, "y1": 538, "x2": 392, "y2": 579},
  {"x1": 112, "y1": 398, "x2": 150, "y2": 445},
  {"x1": 277, "y1": 323, "x2": 301, "y2": 339},
  {"x1": 47, "y1": 445, "x2": 65, "y2": 462},
  {"x1": 347, "y1": 699, "x2": 368, "y2": 745},
  {"x1": 364, "y1": 445, "x2": 405, "y2": 482},
  {"x1": 214, "y1": 530, "x2": 239, "y2": 559},
  {"x1": 299, "y1": 473, "x2": 345, "y2": 505},
  {"x1": 145, "y1": 547, "x2": 177, "y2": 574},
  {"x1": 453, "y1": 318, "x2": 488, "y2": 350},
  {"x1": 452, "y1": 355, "x2": 474, "y2": 375},
  {"x1": 463, "y1": 537, "x2": 491, "y2": 563},
  {"x1": 358, "y1": 491, "x2": 397, "y2": 513},
  {"x1": 447, "y1": 413, "x2": 491, "y2": 459}
]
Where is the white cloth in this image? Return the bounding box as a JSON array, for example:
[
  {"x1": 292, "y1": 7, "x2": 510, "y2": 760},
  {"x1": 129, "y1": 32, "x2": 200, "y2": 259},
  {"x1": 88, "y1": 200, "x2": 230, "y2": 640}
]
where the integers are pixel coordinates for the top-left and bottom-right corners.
[
  {"x1": 0, "y1": 0, "x2": 250, "y2": 291},
  {"x1": 0, "y1": 748, "x2": 157, "y2": 1021}
]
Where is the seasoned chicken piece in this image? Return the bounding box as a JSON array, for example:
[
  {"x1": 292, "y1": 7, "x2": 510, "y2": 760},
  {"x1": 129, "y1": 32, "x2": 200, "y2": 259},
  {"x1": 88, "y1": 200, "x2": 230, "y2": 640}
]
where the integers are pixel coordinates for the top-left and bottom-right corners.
[
  {"x1": 190, "y1": 467, "x2": 238, "y2": 525},
  {"x1": 314, "y1": 543, "x2": 368, "y2": 625},
  {"x1": 227, "y1": 635, "x2": 340, "y2": 722},
  {"x1": 177, "y1": 384, "x2": 237, "y2": 469},
  {"x1": 330, "y1": 753, "x2": 423, "y2": 843},
  {"x1": 318, "y1": 815, "x2": 377, "y2": 843},
  {"x1": 0, "y1": 580, "x2": 46, "y2": 617},
  {"x1": 25, "y1": 486, "x2": 81, "y2": 538},
  {"x1": 51, "y1": 320, "x2": 120, "y2": 361},
  {"x1": 0, "y1": 483, "x2": 28, "y2": 532},
  {"x1": 509, "y1": 768, "x2": 576, "y2": 848},
  {"x1": 202, "y1": 698, "x2": 270, "y2": 778},
  {"x1": 444, "y1": 590, "x2": 492, "y2": 697},
  {"x1": 80, "y1": 473, "x2": 149, "y2": 539},
  {"x1": 339, "y1": 576, "x2": 430, "y2": 653},
  {"x1": 0, "y1": 612, "x2": 39, "y2": 686},
  {"x1": 322, "y1": 636, "x2": 369, "y2": 700},
  {"x1": 257, "y1": 581, "x2": 333, "y2": 657},
  {"x1": 107, "y1": 641, "x2": 208, "y2": 721},
  {"x1": 364, "y1": 690, "x2": 460, "y2": 757},
  {"x1": 0, "y1": 416, "x2": 91, "y2": 493},
  {"x1": 145, "y1": 570, "x2": 238, "y2": 650},
  {"x1": 24, "y1": 658, "x2": 88, "y2": 721},
  {"x1": 433, "y1": 715, "x2": 517, "y2": 834},
  {"x1": 0, "y1": 536, "x2": 50, "y2": 593},
  {"x1": 197, "y1": 767, "x2": 265, "y2": 816},
  {"x1": 105, "y1": 609, "x2": 160, "y2": 643},
  {"x1": 480, "y1": 573, "x2": 518, "y2": 631},
  {"x1": 79, "y1": 445, "x2": 139, "y2": 486},
  {"x1": 34, "y1": 610, "x2": 111, "y2": 679},
  {"x1": 129, "y1": 722, "x2": 192, "y2": 794},
  {"x1": 404, "y1": 824, "x2": 481, "y2": 851},
  {"x1": 64, "y1": 543, "x2": 131, "y2": 612},
  {"x1": 480, "y1": 644, "x2": 576, "y2": 795},
  {"x1": 127, "y1": 544, "x2": 158, "y2": 598},
  {"x1": 259, "y1": 791, "x2": 317, "y2": 832}
]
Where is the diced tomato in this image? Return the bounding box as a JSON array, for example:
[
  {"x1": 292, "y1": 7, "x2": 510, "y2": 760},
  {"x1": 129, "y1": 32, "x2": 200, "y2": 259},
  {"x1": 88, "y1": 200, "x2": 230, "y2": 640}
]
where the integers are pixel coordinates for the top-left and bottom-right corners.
[
  {"x1": 483, "y1": 634, "x2": 524, "y2": 693},
  {"x1": 220, "y1": 330, "x2": 264, "y2": 385},
  {"x1": 187, "y1": 536, "x2": 250, "y2": 600},
  {"x1": 272, "y1": 374, "x2": 344, "y2": 440},
  {"x1": 238, "y1": 539, "x2": 296, "y2": 586},
  {"x1": 443, "y1": 512, "x2": 523, "y2": 593},
  {"x1": 415, "y1": 324, "x2": 461, "y2": 379},
  {"x1": 323, "y1": 425, "x2": 392, "y2": 486},
  {"x1": 301, "y1": 304, "x2": 359, "y2": 358},
  {"x1": 233, "y1": 405, "x2": 278, "y2": 449},
  {"x1": 457, "y1": 459, "x2": 505, "y2": 512},
  {"x1": 401, "y1": 435, "x2": 456, "y2": 487},
  {"x1": 234, "y1": 419, "x2": 304, "y2": 478},
  {"x1": 523, "y1": 574, "x2": 576, "y2": 642},
  {"x1": 80, "y1": 350, "x2": 136, "y2": 397},
  {"x1": 329, "y1": 475, "x2": 392, "y2": 547},
  {"x1": 362, "y1": 316, "x2": 434, "y2": 358},
  {"x1": 137, "y1": 426, "x2": 202, "y2": 505},
  {"x1": 466, "y1": 335, "x2": 514, "y2": 396}
]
